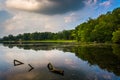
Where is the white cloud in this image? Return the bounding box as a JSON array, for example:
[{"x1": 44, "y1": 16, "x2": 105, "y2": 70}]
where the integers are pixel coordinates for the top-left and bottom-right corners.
[
  {"x1": 94, "y1": 0, "x2": 97, "y2": 4},
  {"x1": 86, "y1": 0, "x2": 93, "y2": 5},
  {"x1": 99, "y1": 0, "x2": 111, "y2": 7},
  {"x1": 85, "y1": 0, "x2": 98, "y2": 5},
  {"x1": 6, "y1": 0, "x2": 41, "y2": 11},
  {"x1": 5, "y1": 0, "x2": 56, "y2": 13},
  {"x1": 64, "y1": 13, "x2": 77, "y2": 23},
  {"x1": 64, "y1": 4, "x2": 98, "y2": 24},
  {"x1": 64, "y1": 12, "x2": 84, "y2": 23},
  {"x1": 2, "y1": 11, "x2": 73, "y2": 36}
]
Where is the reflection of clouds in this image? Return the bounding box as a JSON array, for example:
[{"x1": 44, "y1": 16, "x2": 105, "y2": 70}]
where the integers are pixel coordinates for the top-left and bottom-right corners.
[
  {"x1": 97, "y1": 72, "x2": 113, "y2": 80},
  {"x1": 44, "y1": 50, "x2": 78, "y2": 68},
  {"x1": 89, "y1": 65, "x2": 116, "y2": 80},
  {"x1": 86, "y1": 67, "x2": 115, "y2": 80},
  {"x1": 65, "y1": 58, "x2": 76, "y2": 68},
  {"x1": 4, "y1": 47, "x2": 75, "y2": 68},
  {"x1": 86, "y1": 73, "x2": 98, "y2": 80},
  {"x1": 4, "y1": 49, "x2": 47, "y2": 67},
  {"x1": 7, "y1": 72, "x2": 37, "y2": 80},
  {"x1": 1, "y1": 45, "x2": 120, "y2": 80},
  {"x1": 103, "y1": 74, "x2": 112, "y2": 80},
  {"x1": 5, "y1": 52, "x2": 26, "y2": 61},
  {"x1": 44, "y1": 49, "x2": 63, "y2": 59},
  {"x1": 65, "y1": 59, "x2": 73, "y2": 64}
]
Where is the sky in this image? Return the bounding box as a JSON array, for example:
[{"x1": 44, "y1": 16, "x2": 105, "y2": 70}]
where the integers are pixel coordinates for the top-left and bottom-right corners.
[{"x1": 0, "y1": 0, "x2": 120, "y2": 37}]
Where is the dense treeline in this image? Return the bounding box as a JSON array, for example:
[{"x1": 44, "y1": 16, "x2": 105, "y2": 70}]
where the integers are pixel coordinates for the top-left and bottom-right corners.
[
  {"x1": 0, "y1": 7, "x2": 120, "y2": 43},
  {"x1": 74, "y1": 7, "x2": 120, "y2": 43},
  {"x1": 0, "y1": 30, "x2": 74, "y2": 41}
]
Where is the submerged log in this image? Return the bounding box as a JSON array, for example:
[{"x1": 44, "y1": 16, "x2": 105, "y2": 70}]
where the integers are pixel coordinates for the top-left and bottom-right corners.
[{"x1": 47, "y1": 62, "x2": 64, "y2": 75}]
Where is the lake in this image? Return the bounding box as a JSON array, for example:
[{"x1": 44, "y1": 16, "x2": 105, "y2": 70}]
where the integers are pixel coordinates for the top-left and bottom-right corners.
[{"x1": 0, "y1": 43, "x2": 120, "y2": 80}]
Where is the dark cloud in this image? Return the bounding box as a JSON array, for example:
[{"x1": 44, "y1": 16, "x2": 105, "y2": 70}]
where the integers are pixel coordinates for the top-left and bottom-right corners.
[
  {"x1": 38, "y1": 0, "x2": 86, "y2": 15},
  {"x1": 6, "y1": 0, "x2": 88, "y2": 15}
]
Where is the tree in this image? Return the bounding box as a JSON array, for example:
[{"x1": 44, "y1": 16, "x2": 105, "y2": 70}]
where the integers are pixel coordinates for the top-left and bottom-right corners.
[
  {"x1": 74, "y1": 7, "x2": 120, "y2": 43},
  {"x1": 22, "y1": 33, "x2": 31, "y2": 40},
  {"x1": 112, "y1": 29, "x2": 120, "y2": 43},
  {"x1": 9, "y1": 34, "x2": 15, "y2": 41}
]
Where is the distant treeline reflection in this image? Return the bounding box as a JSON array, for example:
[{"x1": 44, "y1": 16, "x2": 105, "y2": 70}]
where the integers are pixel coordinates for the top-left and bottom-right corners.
[
  {"x1": 3, "y1": 42, "x2": 75, "y2": 51},
  {"x1": 3, "y1": 43, "x2": 120, "y2": 76}
]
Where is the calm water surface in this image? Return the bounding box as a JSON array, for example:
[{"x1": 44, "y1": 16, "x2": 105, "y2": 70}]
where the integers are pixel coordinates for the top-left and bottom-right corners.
[{"x1": 0, "y1": 43, "x2": 120, "y2": 80}]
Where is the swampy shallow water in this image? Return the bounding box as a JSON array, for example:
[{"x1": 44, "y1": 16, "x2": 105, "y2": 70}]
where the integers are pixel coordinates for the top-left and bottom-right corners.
[{"x1": 0, "y1": 43, "x2": 120, "y2": 80}]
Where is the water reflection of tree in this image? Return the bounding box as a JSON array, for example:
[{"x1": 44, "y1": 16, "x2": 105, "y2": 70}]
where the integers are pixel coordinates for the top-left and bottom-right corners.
[
  {"x1": 3, "y1": 43, "x2": 120, "y2": 76},
  {"x1": 112, "y1": 44, "x2": 120, "y2": 57},
  {"x1": 74, "y1": 45, "x2": 120, "y2": 76},
  {"x1": 2, "y1": 43, "x2": 76, "y2": 51}
]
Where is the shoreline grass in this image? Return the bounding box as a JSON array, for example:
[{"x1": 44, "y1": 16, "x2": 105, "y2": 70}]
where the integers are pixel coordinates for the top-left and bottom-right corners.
[
  {"x1": 0, "y1": 40, "x2": 114, "y2": 46},
  {"x1": 1, "y1": 40, "x2": 76, "y2": 43}
]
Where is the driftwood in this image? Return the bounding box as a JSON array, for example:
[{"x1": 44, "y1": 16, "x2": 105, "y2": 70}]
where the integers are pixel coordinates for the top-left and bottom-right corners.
[
  {"x1": 13, "y1": 59, "x2": 34, "y2": 72},
  {"x1": 47, "y1": 63, "x2": 64, "y2": 75},
  {"x1": 14, "y1": 59, "x2": 24, "y2": 66}
]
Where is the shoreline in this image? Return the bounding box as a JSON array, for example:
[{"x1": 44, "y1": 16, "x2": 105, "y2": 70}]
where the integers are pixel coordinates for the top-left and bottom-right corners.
[{"x1": 0, "y1": 40, "x2": 116, "y2": 47}]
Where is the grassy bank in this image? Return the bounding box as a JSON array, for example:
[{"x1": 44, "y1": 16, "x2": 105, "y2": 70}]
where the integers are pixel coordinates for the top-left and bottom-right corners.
[
  {"x1": 22, "y1": 40, "x2": 76, "y2": 43},
  {"x1": 1, "y1": 40, "x2": 76, "y2": 44},
  {"x1": 1, "y1": 40, "x2": 114, "y2": 46}
]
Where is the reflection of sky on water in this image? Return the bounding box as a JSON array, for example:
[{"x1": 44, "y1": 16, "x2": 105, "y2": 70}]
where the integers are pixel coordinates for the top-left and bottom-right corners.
[{"x1": 0, "y1": 44, "x2": 120, "y2": 80}]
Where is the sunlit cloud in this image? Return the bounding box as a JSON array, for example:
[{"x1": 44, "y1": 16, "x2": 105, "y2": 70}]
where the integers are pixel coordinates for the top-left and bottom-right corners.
[
  {"x1": 6, "y1": 0, "x2": 41, "y2": 11},
  {"x1": 6, "y1": 0, "x2": 86, "y2": 15}
]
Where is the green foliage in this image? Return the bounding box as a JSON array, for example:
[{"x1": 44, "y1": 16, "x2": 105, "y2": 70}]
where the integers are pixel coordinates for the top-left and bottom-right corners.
[
  {"x1": 1, "y1": 30, "x2": 75, "y2": 41},
  {"x1": 74, "y1": 7, "x2": 120, "y2": 43},
  {"x1": 112, "y1": 29, "x2": 120, "y2": 43}
]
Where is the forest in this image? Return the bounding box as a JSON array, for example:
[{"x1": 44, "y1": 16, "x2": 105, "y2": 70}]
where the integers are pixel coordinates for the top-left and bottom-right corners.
[
  {"x1": 0, "y1": 30, "x2": 74, "y2": 41},
  {"x1": 74, "y1": 7, "x2": 120, "y2": 43},
  {"x1": 0, "y1": 7, "x2": 120, "y2": 43}
]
